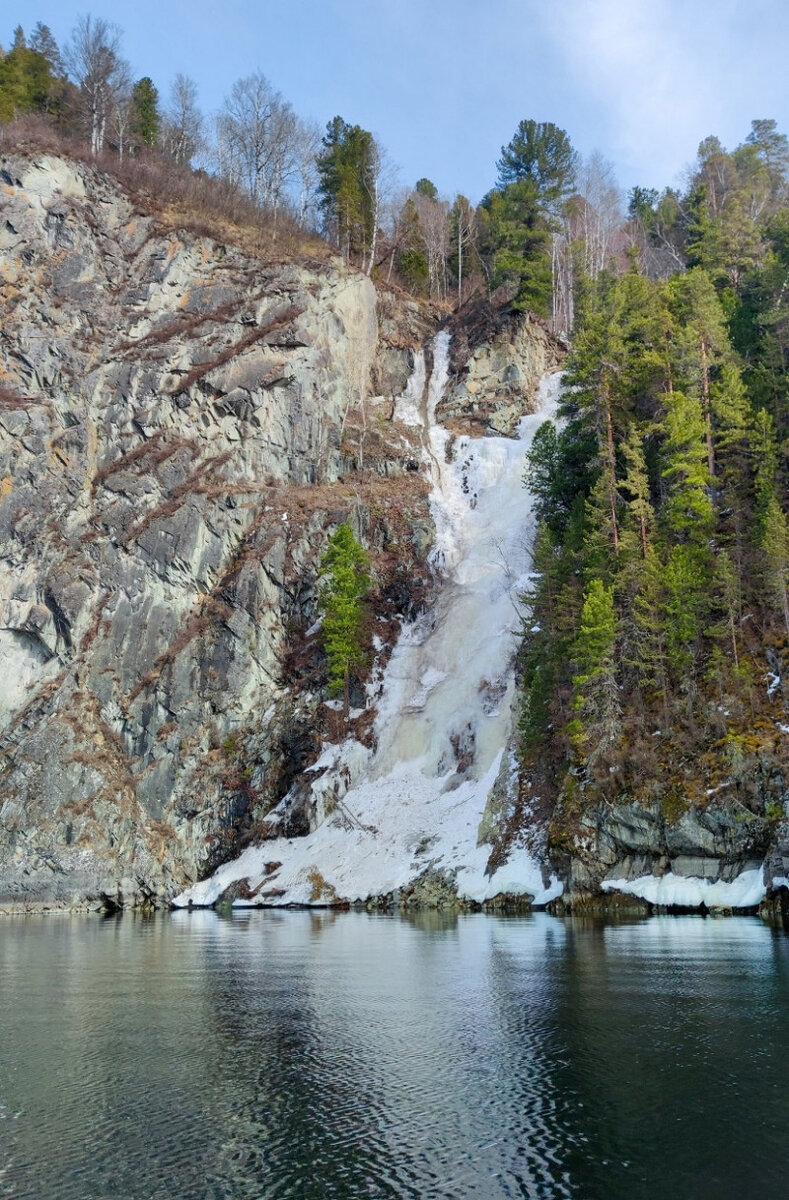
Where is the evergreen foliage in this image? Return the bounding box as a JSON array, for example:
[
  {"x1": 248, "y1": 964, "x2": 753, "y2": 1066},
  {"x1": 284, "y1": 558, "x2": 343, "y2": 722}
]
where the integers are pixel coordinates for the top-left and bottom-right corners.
[
  {"x1": 316, "y1": 116, "x2": 375, "y2": 263},
  {"x1": 519, "y1": 173, "x2": 789, "y2": 817},
  {"x1": 318, "y1": 524, "x2": 371, "y2": 718},
  {"x1": 131, "y1": 76, "x2": 159, "y2": 147},
  {"x1": 0, "y1": 24, "x2": 64, "y2": 123}
]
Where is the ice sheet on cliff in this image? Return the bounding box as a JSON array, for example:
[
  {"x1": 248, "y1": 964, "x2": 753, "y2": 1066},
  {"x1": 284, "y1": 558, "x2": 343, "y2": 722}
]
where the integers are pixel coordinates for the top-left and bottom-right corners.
[{"x1": 175, "y1": 334, "x2": 563, "y2": 908}]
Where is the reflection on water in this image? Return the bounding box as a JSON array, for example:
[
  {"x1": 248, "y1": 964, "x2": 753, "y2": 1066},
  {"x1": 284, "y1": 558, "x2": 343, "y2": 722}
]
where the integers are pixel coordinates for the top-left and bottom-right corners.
[{"x1": 0, "y1": 911, "x2": 787, "y2": 1199}]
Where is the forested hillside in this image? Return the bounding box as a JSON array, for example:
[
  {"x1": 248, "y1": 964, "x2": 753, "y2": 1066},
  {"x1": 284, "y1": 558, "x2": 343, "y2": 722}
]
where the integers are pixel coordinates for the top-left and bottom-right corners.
[
  {"x1": 520, "y1": 125, "x2": 789, "y2": 873},
  {"x1": 2, "y1": 13, "x2": 788, "y2": 908}
]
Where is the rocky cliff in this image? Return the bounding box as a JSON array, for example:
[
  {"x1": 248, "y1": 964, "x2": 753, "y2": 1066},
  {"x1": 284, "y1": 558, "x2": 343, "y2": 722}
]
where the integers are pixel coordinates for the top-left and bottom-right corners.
[{"x1": 0, "y1": 152, "x2": 560, "y2": 911}]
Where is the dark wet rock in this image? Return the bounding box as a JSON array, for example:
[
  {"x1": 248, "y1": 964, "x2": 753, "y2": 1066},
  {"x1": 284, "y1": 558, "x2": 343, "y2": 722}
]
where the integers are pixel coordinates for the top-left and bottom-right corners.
[{"x1": 554, "y1": 798, "x2": 773, "y2": 898}]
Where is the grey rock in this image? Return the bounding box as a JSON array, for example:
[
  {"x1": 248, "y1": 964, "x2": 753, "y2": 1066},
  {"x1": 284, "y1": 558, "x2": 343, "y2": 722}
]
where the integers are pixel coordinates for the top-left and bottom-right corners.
[{"x1": 0, "y1": 151, "x2": 567, "y2": 911}]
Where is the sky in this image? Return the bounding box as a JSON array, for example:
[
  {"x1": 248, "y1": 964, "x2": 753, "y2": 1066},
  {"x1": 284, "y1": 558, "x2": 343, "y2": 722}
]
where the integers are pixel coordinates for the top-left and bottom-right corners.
[{"x1": 9, "y1": 0, "x2": 789, "y2": 204}]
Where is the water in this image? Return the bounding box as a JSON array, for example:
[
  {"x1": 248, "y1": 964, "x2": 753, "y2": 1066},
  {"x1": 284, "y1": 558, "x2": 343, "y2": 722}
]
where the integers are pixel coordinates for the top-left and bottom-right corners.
[{"x1": 1, "y1": 912, "x2": 787, "y2": 1199}]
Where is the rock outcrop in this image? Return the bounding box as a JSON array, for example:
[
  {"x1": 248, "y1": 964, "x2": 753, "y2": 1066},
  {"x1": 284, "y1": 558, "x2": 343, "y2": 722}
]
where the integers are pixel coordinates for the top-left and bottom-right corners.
[
  {"x1": 0, "y1": 152, "x2": 561, "y2": 911},
  {"x1": 443, "y1": 302, "x2": 560, "y2": 435},
  {"x1": 0, "y1": 153, "x2": 435, "y2": 910}
]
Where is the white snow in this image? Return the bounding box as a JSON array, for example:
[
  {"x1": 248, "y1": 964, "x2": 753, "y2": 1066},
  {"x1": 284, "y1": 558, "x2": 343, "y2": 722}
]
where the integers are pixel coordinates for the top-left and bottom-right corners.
[
  {"x1": 177, "y1": 336, "x2": 563, "y2": 909},
  {"x1": 179, "y1": 749, "x2": 562, "y2": 908},
  {"x1": 601, "y1": 867, "x2": 766, "y2": 909}
]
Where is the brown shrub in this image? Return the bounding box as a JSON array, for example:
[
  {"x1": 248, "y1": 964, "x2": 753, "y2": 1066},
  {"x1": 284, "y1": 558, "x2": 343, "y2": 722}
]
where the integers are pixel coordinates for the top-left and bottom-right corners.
[{"x1": 168, "y1": 304, "x2": 302, "y2": 395}]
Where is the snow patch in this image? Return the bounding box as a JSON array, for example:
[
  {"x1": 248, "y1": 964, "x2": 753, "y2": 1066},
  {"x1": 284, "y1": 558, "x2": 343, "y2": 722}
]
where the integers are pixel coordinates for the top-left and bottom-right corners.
[{"x1": 601, "y1": 867, "x2": 766, "y2": 909}]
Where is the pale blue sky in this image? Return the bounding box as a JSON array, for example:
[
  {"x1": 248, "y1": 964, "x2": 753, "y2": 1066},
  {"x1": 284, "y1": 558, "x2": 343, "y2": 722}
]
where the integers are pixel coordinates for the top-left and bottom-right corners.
[{"x1": 9, "y1": 0, "x2": 789, "y2": 202}]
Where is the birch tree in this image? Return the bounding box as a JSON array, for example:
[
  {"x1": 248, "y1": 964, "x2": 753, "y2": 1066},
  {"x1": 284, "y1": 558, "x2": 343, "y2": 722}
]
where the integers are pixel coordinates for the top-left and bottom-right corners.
[
  {"x1": 64, "y1": 16, "x2": 128, "y2": 155},
  {"x1": 217, "y1": 72, "x2": 299, "y2": 214},
  {"x1": 161, "y1": 74, "x2": 204, "y2": 166}
]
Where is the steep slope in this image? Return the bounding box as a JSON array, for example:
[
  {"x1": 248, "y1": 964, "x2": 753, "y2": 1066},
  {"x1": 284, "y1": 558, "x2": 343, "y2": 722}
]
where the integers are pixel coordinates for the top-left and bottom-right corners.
[{"x1": 0, "y1": 153, "x2": 560, "y2": 910}]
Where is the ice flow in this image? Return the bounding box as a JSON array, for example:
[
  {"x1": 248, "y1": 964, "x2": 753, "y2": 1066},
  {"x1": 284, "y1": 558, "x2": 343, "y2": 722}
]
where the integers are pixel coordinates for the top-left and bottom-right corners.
[
  {"x1": 376, "y1": 331, "x2": 559, "y2": 780},
  {"x1": 175, "y1": 333, "x2": 563, "y2": 908}
]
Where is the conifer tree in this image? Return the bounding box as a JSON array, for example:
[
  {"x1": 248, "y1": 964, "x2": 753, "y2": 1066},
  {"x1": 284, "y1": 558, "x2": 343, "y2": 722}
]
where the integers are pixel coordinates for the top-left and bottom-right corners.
[
  {"x1": 670, "y1": 268, "x2": 732, "y2": 484},
  {"x1": 318, "y1": 524, "x2": 371, "y2": 719},
  {"x1": 660, "y1": 389, "x2": 714, "y2": 543},
  {"x1": 620, "y1": 424, "x2": 653, "y2": 560},
  {"x1": 630, "y1": 546, "x2": 669, "y2": 721},
  {"x1": 569, "y1": 578, "x2": 620, "y2": 764},
  {"x1": 662, "y1": 544, "x2": 710, "y2": 680},
  {"x1": 131, "y1": 76, "x2": 159, "y2": 147},
  {"x1": 753, "y1": 411, "x2": 789, "y2": 637},
  {"x1": 759, "y1": 494, "x2": 789, "y2": 638},
  {"x1": 317, "y1": 116, "x2": 376, "y2": 265}
]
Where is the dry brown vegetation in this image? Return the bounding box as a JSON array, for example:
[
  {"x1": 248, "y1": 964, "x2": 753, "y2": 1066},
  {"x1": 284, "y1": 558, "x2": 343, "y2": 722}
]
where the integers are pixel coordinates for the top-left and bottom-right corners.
[
  {"x1": 0, "y1": 384, "x2": 34, "y2": 409},
  {"x1": 167, "y1": 304, "x2": 302, "y2": 395},
  {"x1": 0, "y1": 115, "x2": 331, "y2": 267}
]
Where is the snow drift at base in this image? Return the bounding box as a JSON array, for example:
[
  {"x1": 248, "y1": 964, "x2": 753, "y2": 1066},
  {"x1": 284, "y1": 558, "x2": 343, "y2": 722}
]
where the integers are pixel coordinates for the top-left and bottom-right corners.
[{"x1": 601, "y1": 868, "x2": 767, "y2": 909}]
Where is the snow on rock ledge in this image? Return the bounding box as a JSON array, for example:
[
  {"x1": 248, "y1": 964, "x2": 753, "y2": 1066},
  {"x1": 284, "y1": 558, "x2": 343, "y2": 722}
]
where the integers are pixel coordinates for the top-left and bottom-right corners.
[{"x1": 601, "y1": 867, "x2": 767, "y2": 910}]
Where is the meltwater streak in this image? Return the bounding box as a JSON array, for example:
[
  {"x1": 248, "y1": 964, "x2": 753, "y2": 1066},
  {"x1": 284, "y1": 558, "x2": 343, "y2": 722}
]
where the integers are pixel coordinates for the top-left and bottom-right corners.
[{"x1": 176, "y1": 334, "x2": 563, "y2": 907}]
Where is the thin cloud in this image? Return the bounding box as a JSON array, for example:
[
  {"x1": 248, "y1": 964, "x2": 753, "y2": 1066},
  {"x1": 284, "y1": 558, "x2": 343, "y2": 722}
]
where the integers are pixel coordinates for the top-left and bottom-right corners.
[{"x1": 536, "y1": 0, "x2": 718, "y2": 188}]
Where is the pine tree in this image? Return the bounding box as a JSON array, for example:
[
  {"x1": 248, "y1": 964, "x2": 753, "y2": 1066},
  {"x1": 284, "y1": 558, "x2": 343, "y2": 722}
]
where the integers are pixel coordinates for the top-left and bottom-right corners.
[
  {"x1": 131, "y1": 76, "x2": 159, "y2": 147},
  {"x1": 496, "y1": 119, "x2": 577, "y2": 216},
  {"x1": 670, "y1": 268, "x2": 732, "y2": 484},
  {"x1": 479, "y1": 180, "x2": 552, "y2": 314},
  {"x1": 662, "y1": 544, "x2": 710, "y2": 680},
  {"x1": 317, "y1": 116, "x2": 376, "y2": 265},
  {"x1": 0, "y1": 36, "x2": 59, "y2": 122},
  {"x1": 759, "y1": 495, "x2": 789, "y2": 639},
  {"x1": 629, "y1": 546, "x2": 669, "y2": 721},
  {"x1": 707, "y1": 548, "x2": 742, "y2": 673},
  {"x1": 660, "y1": 388, "x2": 714, "y2": 542},
  {"x1": 620, "y1": 424, "x2": 653, "y2": 560}
]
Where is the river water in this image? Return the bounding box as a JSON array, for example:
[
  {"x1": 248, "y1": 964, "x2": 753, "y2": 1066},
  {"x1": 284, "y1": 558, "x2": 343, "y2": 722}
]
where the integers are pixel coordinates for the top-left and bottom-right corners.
[{"x1": 1, "y1": 911, "x2": 787, "y2": 1199}]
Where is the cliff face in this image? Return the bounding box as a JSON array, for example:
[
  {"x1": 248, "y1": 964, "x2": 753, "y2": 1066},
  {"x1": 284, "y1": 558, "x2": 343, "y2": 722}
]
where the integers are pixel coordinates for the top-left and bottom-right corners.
[{"x1": 0, "y1": 153, "x2": 560, "y2": 911}]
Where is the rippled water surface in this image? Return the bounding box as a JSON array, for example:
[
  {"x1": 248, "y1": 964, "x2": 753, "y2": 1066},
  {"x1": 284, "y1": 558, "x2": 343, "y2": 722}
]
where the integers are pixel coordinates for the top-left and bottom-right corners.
[{"x1": 1, "y1": 911, "x2": 788, "y2": 1199}]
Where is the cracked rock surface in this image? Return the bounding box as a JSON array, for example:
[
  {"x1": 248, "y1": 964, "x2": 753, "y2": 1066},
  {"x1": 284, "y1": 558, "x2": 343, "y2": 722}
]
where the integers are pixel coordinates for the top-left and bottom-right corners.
[
  {"x1": 0, "y1": 153, "x2": 563, "y2": 911},
  {"x1": 0, "y1": 154, "x2": 434, "y2": 909}
]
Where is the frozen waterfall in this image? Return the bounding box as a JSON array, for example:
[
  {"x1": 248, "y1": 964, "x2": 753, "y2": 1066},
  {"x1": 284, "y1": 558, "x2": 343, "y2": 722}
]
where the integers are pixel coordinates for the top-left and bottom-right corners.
[{"x1": 176, "y1": 333, "x2": 563, "y2": 908}]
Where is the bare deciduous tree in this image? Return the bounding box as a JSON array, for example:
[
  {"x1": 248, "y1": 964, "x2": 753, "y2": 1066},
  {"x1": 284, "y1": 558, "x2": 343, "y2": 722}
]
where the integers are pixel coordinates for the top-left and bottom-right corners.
[
  {"x1": 452, "y1": 194, "x2": 476, "y2": 307},
  {"x1": 161, "y1": 73, "x2": 204, "y2": 167},
  {"x1": 413, "y1": 190, "x2": 449, "y2": 300},
  {"x1": 575, "y1": 152, "x2": 622, "y2": 280},
  {"x1": 293, "y1": 118, "x2": 321, "y2": 227},
  {"x1": 64, "y1": 16, "x2": 128, "y2": 155},
  {"x1": 216, "y1": 72, "x2": 300, "y2": 217},
  {"x1": 361, "y1": 140, "x2": 397, "y2": 275}
]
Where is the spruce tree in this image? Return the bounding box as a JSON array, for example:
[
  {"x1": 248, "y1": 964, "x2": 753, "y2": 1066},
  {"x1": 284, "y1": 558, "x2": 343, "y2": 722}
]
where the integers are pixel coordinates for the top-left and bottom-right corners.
[{"x1": 318, "y1": 524, "x2": 371, "y2": 720}]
